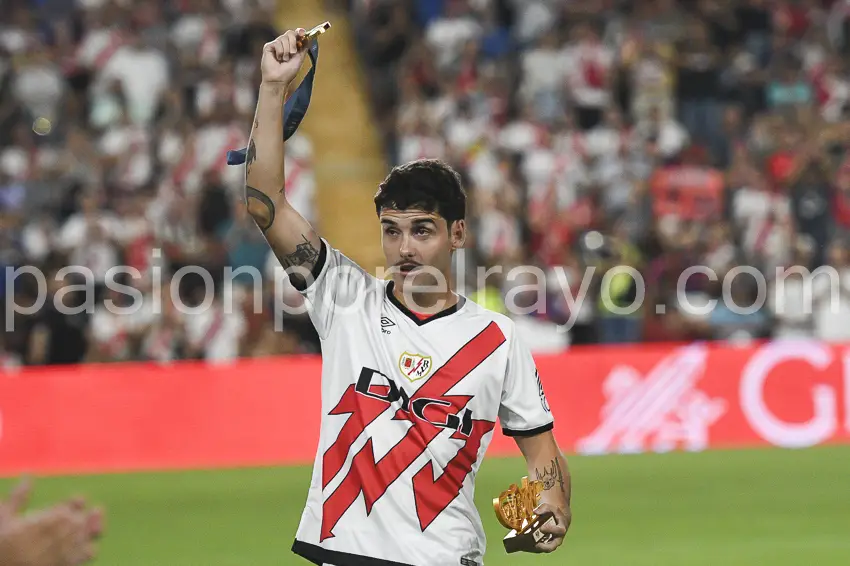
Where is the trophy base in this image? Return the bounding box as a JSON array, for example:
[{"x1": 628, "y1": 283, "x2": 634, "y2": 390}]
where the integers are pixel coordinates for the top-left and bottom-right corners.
[{"x1": 502, "y1": 512, "x2": 556, "y2": 553}]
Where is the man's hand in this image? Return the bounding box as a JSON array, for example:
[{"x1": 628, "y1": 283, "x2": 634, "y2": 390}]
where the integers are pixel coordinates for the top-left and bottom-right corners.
[
  {"x1": 261, "y1": 29, "x2": 309, "y2": 86},
  {"x1": 0, "y1": 478, "x2": 104, "y2": 566},
  {"x1": 527, "y1": 503, "x2": 570, "y2": 553}
]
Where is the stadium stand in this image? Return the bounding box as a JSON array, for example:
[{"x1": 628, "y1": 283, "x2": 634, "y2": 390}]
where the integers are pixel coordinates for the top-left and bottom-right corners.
[
  {"x1": 2, "y1": 0, "x2": 850, "y2": 365},
  {"x1": 352, "y1": 0, "x2": 850, "y2": 350},
  {"x1": 0, "y1": 0, "x2": 324, "y2": 365}
]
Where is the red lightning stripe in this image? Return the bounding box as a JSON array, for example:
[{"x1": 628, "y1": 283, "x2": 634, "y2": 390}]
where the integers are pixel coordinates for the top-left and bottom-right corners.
[
  {"x1": 412, "y1": 419, "x2": 496, "y2": 531},
  {"x1": 320, "y1": 322, "x2": 506, "y2": 541},
  {"x1": 322, "y1": 385, "x2": 389, "y2": 489}
]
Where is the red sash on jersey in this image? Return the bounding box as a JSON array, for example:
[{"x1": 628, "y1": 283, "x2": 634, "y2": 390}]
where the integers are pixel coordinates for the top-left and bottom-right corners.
[
  {"x1": 89, "y1": 30, "x2": 125, "y2": 71},
  {"x1": 285, "y1": 157, "x2": 304, "y2": 197},
  {"x1": 192, "y1": 309, "x2": 224, "y2": 356}
]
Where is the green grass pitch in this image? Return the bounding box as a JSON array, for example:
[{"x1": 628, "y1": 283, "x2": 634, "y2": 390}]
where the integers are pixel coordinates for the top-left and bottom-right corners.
[{"x1": 3, "y1": 447, "x2": 849, "y2": 565}]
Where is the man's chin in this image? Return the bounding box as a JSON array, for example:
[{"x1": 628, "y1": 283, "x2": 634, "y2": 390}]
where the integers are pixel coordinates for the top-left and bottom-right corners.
[{"x1": 393, "y1": 273, "x2": 420, "y2": 291}]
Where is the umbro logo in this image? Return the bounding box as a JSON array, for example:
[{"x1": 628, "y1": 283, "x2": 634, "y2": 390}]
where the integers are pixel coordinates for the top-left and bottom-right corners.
[{"x1": 381, "y1": 316, "x2": 396, "y2": 334}]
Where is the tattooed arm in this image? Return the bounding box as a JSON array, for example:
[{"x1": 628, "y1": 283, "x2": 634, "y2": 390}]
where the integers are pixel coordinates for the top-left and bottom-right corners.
[
  {"x1": 245, "y1": 29, "x2": 322, "y2": 289},
  {"x1": 514, "y1": 431, "x2": 572, "y2": 553}
]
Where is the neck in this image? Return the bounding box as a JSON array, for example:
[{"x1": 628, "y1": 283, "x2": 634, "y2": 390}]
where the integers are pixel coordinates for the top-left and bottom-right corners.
[{"x1": 392, "y1": 281, "x2": 458, "y2": 314}]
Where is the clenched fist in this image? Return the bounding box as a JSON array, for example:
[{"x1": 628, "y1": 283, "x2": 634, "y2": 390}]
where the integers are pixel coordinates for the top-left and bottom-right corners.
[{"x1": 261, "y1": 29, "x2": 309, "y2": 86}]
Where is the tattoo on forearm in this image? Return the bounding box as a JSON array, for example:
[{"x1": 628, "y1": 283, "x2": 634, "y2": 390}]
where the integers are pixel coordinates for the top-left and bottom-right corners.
[
  {"x1": 245, "y1": 185, "x2": 275, "y2": 231},
  {"x1": 555, "y1": 458, "x2": 566, "y2": 496},
  {"x1": 277, "y1": 234, "x2": 319, "y2": 269},
  {"x1": 535, "y1": 458, "x2": 566, "y2": 496},
  {"x1": 534, "y1": 460, "x2": 558, "y2": 491}
]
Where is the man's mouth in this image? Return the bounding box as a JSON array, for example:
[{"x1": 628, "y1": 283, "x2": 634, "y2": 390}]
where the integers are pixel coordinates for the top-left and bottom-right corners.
[{"x1": 398, "y1": 263, "x2": 420, "y2": 274}]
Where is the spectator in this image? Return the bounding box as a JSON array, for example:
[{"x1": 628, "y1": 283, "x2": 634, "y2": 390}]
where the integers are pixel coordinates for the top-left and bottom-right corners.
[
  {"x1": 812, "y1": 238, "x2": 850, "y2": 343},
  {"x1": 787, "y1": 141, "x2": 834, "y2": 266},
  {"x1": 425, "y1": 0, "x2": 482, "y2": 72},
  {"x1": 705, "y1": 275, "x2": 769, "y2": 342},
  {"x1": 766, "y1": 55, "x2": 813, "y2": 110},
  {"x1": 27, "y1": 266, "x2": 90, "y2": 366},
  {"x1": 10, "y1": 44, "x2": 65, "y2": 124},
  {"x1": 88, "y1": 283, "x2": 145, "y2": 362},
  {"x1": 634, "y1": 105, "x2": 689, "y2": 161},
  {"x1": 563, "y1": 22, "x2": 614, "y2": 131},
  {"x1": 0, "y1": 0, "x2": 304, "y2": 366},
  {"x1": 593, "y1": 228, "x2": 644, "y2": 344},
  {"x1": 620, "y1": 35, "x2": 675, "y2": 125},
  {"x1": 674, "y1": 19, "x2": 723, "y2": 148},
  {"x1": 92, "y1": 26, "x2": 170, "y2": 127},
  {"x1": 8, "y1": 0, "x2": 850, "y2": 364},
  {"x1": 504, "y1": 269, "x2": 569, "y2": 353},
  {"x1": 519, "y1": 30, "x2": 564, "y2": 123},
  {"x1": 181, "y1": 282, "x2": 247, "y2": 364},
  {"x1": 769, "y1": 238, "x2": 816, "y2": 340}
]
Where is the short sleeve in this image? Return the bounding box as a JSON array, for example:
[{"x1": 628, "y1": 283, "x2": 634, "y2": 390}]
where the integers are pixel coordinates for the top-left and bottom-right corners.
[
  {"x1": 296, "y1": 239, "x2": 374, "y2": 339},
  {"x1": 498, "y1": 329, "x2": 554, "y2": 437}
]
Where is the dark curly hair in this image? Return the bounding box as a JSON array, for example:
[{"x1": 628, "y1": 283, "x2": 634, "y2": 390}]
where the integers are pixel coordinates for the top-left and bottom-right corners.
[{"x1": 374, "y1": 159, "x2": 467, "y2": 226}]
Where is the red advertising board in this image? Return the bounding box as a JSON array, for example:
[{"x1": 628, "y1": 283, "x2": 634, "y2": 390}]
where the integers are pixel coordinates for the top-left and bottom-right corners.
[{"x1": 1, "y1": 341, "x2": 849, "y2": 477}]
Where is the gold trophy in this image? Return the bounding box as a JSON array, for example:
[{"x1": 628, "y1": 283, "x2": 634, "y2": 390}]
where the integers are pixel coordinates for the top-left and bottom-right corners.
[
  {"x1": 297, "y1": 21, "x2": 331, "y2": 48},
  {"x1": 492, "y1": 477, "x2": 556, "y2": 553}
]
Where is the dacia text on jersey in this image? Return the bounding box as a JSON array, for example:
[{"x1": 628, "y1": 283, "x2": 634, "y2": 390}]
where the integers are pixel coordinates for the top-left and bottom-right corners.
[{"x1": 319, "y1": 322, "x2": 506, "y2": 541}]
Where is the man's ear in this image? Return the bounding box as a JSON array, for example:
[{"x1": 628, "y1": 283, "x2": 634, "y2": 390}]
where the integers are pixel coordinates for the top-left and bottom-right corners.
[{"x1": 450, "y1": 219, "x2": 466, "y2": 250}]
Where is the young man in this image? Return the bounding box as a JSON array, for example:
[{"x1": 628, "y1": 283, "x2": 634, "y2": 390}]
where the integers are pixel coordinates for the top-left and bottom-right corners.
[{"x1": 246, "y1": 29, "x2": 571, "y2": 566}]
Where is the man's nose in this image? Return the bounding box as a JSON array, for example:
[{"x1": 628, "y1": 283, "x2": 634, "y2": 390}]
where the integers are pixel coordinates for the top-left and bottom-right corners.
[{"x1": 399, "y1": 234, "x2": 416, "y2": 258}]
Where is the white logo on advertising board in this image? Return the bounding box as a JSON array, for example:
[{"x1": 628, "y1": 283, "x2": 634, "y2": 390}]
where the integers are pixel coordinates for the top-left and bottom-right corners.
[
  {"x1": 577, "y1": 344, "x2": 727, "y2": 455},
  {"x1": 740, "y1": 340, "x2": 849, "y2": 448}
]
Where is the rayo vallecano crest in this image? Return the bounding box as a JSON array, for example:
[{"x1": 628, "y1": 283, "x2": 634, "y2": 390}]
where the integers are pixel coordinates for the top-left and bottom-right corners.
[{"x1": 398, "y1": 352, "x2": 433, "y2": 382}]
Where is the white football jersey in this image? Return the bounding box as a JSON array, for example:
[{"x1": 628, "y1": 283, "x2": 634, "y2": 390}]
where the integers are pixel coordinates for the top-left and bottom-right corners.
[{"x1": 291, "y1": 241, "x2": 554, "y2": 566}]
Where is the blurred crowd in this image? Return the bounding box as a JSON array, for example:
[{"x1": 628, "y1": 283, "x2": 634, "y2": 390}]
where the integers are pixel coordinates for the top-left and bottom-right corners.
[
  {"x1": 5, "y1": 0, "x2": 850, "y2": 367},
  {"x1": 353, "y1": 0, "x2": 850, "y2": 351},
  {"x1": 0, "y1": 0, "x2": 321, "y2": 367}
]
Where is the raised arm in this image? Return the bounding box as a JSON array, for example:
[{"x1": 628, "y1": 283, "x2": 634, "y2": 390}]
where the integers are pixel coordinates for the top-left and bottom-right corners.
[{"x1": 245, "y1": 28, "x2": 322, "y2": 288}]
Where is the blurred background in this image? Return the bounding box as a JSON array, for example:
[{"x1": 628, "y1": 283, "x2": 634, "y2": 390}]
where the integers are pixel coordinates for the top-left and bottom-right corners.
[
  {"x1": 5, "y1": 0, "x2": 850, "y2": 368},
  {"x1": 1, "y1": 0, "x2": 850, "y2": 565}
]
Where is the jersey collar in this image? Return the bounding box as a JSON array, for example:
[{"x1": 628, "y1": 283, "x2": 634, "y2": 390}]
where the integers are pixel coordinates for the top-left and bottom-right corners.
[{"x1": 386, "y1": 281, "x2": 465, "y2": 326}]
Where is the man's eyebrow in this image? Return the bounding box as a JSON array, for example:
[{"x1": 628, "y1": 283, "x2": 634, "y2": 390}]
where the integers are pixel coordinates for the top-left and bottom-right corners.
[{"x1": 380, "y1": 217, "x2": 438, "y2": 227}]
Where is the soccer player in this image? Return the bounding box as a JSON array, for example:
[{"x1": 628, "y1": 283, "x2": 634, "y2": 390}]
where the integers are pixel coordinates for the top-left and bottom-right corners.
[{"x1": 246, "y1": 28, "x2": 571, "y2": 565}]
